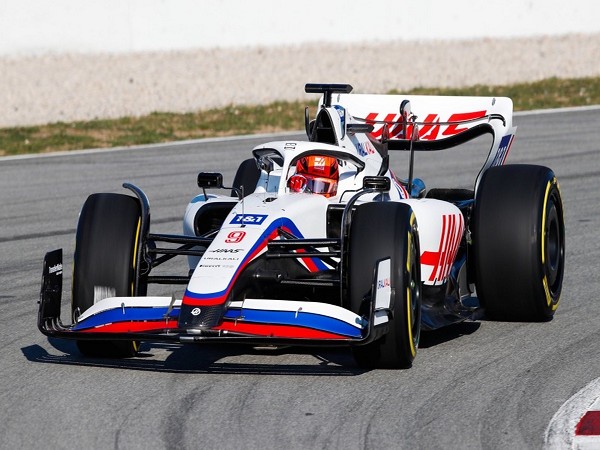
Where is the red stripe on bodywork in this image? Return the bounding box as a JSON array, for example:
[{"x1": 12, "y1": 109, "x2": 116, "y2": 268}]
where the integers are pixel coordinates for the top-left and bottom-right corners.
[
  {"x1": 429, "y1": 214, "x2": 447, "y2": 282},
  {"x1": 576, "y1": 411, "x2": 600, "y2": 435},
  {"x1": 444, "y1": 214, "x2": 462, "y2": 280},
  {"x1": 421, "y1": 214, "x2": 464, "y2": 283},
  {"x1": 440, "y1": 214, "x2": 454, "y2": 280},
  {"x1": 215, "y1": 320, "x2": 348, "y2": 340},
  {"x1": 182, "y1": 295, "x2": 227, "y2": 306}
]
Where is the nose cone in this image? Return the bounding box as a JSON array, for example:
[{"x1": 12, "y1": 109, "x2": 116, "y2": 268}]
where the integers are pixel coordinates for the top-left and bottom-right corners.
[{"x1": 178, "y1": 302, "x2": 227, "y2": 329}]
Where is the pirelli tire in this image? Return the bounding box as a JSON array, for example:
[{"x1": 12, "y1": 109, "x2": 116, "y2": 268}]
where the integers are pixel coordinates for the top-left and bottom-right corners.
[
  {"x1": 72, "y1": 193, "x2": 144, "y2": 357},
  {"x1": 473, "y1": 164, "x2": 565, "y2": 321},
  {"x1": 348, "y1": 202, "x2": 421, "y2": 369}
]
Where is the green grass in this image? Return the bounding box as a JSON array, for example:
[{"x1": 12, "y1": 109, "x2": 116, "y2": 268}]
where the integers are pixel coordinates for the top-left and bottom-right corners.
[
  {"x1": 389, "y1": 76, "x2": 600, "y2": 110},
  {"x1": 1, "y1": 76, "x2": 599, "y2": 156}
]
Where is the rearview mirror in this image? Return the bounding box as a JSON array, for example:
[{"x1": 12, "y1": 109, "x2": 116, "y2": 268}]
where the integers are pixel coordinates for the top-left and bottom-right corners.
[
  {"x1": 197, "y1": 172, "x2": 224, "y2": 189},
  {"x1": 363, "y1": 176, "x2": 390, "y2": 192}
]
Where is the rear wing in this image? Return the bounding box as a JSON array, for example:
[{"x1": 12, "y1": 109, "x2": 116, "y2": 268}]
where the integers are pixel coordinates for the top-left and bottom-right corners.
[
  {"x1": 335, "y1": 92, "x2": 512, "y2": 146},
  {"x1": 307, "y1": 84, "x2": 516, "y2": 190}
]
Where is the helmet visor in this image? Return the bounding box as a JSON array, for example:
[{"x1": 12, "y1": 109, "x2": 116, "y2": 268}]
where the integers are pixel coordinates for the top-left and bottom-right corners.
[
  {"x1": 288, "y1": 174, "x2": 337, "y2": 196},
  {"x1": 305, "y1": 176, "x2": 337, "y2": 196}
]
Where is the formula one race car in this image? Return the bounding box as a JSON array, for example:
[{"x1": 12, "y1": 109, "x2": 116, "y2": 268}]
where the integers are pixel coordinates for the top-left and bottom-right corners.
[{"x1": 38, "y1": 83, "x2": 565, "y2": 369}]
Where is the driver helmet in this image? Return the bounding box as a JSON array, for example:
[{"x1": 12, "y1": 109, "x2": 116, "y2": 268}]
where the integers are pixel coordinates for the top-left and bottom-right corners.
[{"x1": 288, "y1": 155, "x2": 339, "y2": 198}]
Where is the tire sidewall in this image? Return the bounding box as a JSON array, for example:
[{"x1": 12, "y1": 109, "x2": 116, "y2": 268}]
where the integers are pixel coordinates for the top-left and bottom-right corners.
[
  {"x1": 347, "y1": 202, "x2": 421, "y2": 368},
  {"x1": 72, "y1": 193, "x2": 142, "y2": 357},
  {"x1": 474, "y1": 165, "x2": 565, "y2": 320}
]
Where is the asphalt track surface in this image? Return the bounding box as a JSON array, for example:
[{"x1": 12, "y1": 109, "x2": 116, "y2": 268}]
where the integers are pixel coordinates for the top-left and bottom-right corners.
[{"x1": 1, "y1": 108, "x2": 599, "y2": 449}]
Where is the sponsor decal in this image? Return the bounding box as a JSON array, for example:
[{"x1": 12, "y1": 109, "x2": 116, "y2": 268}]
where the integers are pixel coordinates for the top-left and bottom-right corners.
[
  {"x1": 203, "y1": 255, "x2": 241, "y2": 261},
  {"x1": 190, "y1": 307, "x2": 202, "y2": 316},
  {"x1": 491, "y1": 134, "x2": 514, "y2": 167},
  {"x1": 355, "y1": 140, "x2": 377, "y2": 156},
  {"x1": 230, "y1": 214, "x2": 268, "y2": 225},
  {"x1": 365, "y1": 110, "x2": 487, "y2": 141},
  {"x1": 421, "y1": 214, "x2": 464, "y2": 283},
  {"x1": 225, "y1": 231, "x2": 246, "y2": 243},
  {"x1": 333, "y1": 105, "x2": 346, "y2": 131},
  {"x1": 209, "y1": 248, "x2": 243, "y2": 253},
  {"x1": 48, "y1": 263, "x2": 62, "y2": 275},
  {"x1": 198, "y1": 262, "x2": 236, "y2": 269},
  {"x1": 374, "y1": 258, "x2": 392, "y2": 315},
  {"x1": 377, "y1": 278, "x2": 391, "y2": 289},
  {"x1": 312, "y1": 155, "x2": 327, "y2": 172}
]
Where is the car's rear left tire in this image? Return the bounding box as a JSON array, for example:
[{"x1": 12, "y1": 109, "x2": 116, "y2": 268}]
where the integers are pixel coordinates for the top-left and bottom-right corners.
[
  {"x1": 473, "y1": 164, "x2": 565, "y2": 321},
  {"x1": 72, "y1": 193, "x2": 144, "y2": 357},
  {"x1": 347, "y1": 202, "x2": 421, "y2": 369}
]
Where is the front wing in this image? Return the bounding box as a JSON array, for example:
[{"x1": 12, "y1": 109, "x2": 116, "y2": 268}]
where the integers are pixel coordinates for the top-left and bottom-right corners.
[{"x1": 38, "y1": 249, "x2": 386, "y2": 347}]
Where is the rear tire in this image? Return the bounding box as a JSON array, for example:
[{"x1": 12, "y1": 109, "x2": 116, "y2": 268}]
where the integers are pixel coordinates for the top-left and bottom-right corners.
[
  {"x1": 348, "y1": 202, "x2": 421, "y2": 369},
  {"x1": 72, "y1": 193, "x2": 143, "y2": 357},
  {"x1": 473, "y1": 165, "x2": 565, "y2": 321}
]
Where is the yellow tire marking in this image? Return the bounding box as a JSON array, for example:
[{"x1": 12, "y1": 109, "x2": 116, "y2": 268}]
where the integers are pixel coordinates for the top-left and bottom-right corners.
[
  {"x1": 541, "y1": 179, "x2": 554, "y2": 266},
  {"x1": 542, "y1": 275, "x2": 551, "y2": 307},
  {"x1": 541, "y1": 178, "x2": 558, "y2": 307},
  {"x1": 407, "y1": 230, "x2": 412, "y2": 273},
  {"x1": 131, "y1": 217, "x2": 142, "y2": 296},
  {"x1": 406, "y1": 286, "x2": 416, "y2": 357},
  {"x1": 130, "y1": 217, "x2": 143, "y2": 354},
  {"x1": 406, "y1": 219, "x2": 417, "y2": 358}
]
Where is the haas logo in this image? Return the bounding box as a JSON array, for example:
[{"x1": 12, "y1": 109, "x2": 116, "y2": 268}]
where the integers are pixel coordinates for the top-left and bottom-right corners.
[{"x1": 366, "y1": 110, "x2": 487, "y2": 141}]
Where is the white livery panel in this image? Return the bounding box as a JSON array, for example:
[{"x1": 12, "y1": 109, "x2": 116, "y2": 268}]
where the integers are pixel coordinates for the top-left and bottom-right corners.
[{"x1": 402, "y1": 198, "x2": 464, "y2": 286}]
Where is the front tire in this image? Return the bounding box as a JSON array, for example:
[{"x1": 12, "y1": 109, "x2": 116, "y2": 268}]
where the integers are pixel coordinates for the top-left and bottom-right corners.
[
  {"x1": 347, "y1": 202, "x2": 421, "y2": 369},
  {"x1": 473, "y1": 164, "x2": 565, "y2": 321},
  {"x1": 72, "y1": 193, "x2": 144, "y2": 357}
]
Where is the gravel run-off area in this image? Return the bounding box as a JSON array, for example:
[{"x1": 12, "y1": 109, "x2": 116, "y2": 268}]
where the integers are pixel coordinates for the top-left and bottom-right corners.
[{"x1": 1, "y1": 33, "x2": 599, "y2": 128}]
